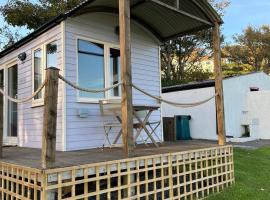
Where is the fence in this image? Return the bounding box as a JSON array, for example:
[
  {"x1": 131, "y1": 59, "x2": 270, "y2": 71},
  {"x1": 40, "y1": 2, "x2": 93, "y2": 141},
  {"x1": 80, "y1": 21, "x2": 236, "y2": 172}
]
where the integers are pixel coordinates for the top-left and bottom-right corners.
[
  {"x1": 0, "y1": 145, "x2": 234, "y2": 200},
  {"x1": 0, "y1": 162, "x2": 43, "y2": 200}
]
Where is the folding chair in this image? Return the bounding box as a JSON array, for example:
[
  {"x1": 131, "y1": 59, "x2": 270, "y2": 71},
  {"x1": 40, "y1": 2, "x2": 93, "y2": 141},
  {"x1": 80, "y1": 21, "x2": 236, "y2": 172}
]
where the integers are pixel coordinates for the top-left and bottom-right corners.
[
  {"x1": 134, "y1": 110, "x2": 162, "y2": 145},
  {"x1": 99, "y1": 99, "x2": 122, "y2": 148}
]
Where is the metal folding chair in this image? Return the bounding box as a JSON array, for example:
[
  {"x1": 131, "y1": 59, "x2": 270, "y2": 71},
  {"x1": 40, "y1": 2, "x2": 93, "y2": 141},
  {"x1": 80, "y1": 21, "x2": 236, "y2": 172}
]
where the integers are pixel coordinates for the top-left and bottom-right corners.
[
  {"x1": 99, "y1": 99, "x2": 122, "y2": 148},
  {"x1": 134, "y1": 110, "x2": 162, "y2": 145}
]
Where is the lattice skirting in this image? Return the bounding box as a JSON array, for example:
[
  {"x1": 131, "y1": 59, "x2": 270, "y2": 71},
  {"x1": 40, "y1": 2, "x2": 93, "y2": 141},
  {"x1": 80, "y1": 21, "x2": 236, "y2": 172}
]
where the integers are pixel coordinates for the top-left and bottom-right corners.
[{"x1": 0, "y1": 145, "x2": 234, "y2": 200}]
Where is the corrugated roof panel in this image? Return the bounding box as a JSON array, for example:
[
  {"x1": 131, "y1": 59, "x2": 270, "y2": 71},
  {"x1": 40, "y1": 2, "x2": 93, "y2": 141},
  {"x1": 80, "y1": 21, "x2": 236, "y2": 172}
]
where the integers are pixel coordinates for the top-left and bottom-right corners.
[
  {"x1": 178, "y1": 0, "x2": 210, "y2": 21},
  {"x1": 158, "y1": 0, "x2": 176, "y2": 7},
  {"x1": 158, "y1": 0, "x2": 211, "y2": 22},
  {"x1": 132, "y1": 1, "x2": 206, "y2": 39}
]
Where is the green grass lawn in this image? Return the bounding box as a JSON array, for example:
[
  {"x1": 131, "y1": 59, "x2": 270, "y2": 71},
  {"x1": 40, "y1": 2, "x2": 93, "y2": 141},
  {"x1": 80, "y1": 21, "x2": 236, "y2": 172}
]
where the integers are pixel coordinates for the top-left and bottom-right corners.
[{"x1": 207, "y1": 147, "x2": 270, "y2": 200}]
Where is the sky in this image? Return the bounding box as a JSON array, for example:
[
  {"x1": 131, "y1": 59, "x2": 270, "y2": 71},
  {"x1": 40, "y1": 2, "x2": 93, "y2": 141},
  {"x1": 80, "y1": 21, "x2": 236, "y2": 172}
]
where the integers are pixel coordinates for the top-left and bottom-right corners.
[
  {"x1": 0, "y1": 0, "x2": 270, "y2": 43},
  {"x1": 222, "y1": 0, "x2": 270, "y2": 42}
]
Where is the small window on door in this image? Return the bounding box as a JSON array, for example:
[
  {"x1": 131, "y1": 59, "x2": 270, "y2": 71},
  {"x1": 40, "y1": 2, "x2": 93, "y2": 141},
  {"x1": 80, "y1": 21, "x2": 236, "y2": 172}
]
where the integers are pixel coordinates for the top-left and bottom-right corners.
[
  {"x1": 0, "y1": 69, "x2": 3, "y2": 88},
  {"x1": 33, "y1": 49, "x2": 43, "y2": 100}
]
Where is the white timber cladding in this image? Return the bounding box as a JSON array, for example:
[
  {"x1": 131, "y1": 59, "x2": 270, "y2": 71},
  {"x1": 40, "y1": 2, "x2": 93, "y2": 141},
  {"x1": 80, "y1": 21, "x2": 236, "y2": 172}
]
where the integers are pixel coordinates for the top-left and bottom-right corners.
[
  {"x1": 162, "y1": 72, "x2": 270, "y2": 140},
  {"x1": 0, "y1": 12, "x2": 162, "y2": 151},
  {"x1": 162, "y1": 87, "x2": 218, "y2": 140},
  {"x1": 0, "y1": 25, "x2": 64, "y2": 150},
  {"x1": 65, "y1": 13, "x2": 161, "y2": 150}
]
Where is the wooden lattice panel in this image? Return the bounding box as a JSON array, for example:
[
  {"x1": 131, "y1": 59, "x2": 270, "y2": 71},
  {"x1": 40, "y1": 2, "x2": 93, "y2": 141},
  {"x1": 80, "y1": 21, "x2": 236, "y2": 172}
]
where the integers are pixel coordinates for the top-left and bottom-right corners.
[
  {"x1": 0, "y1": 146, "x2": 234, "y2": 200},
  {"x1": 43, "y1": 146, "x2": 234, "y2": 200},
  {"x1": 0, "y1": 162, "x2": 43, "y2": 200}
]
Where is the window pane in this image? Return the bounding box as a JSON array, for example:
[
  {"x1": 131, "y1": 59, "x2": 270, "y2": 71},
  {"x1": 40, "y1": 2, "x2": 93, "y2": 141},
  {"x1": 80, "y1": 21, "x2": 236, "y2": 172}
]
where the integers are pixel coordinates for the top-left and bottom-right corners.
[
  {"x1": 8, "y1": 65, "x2": 18, "y2": 137},
  {"x1": 0, "y1": 70, "x2": 3, "y2": 138},
  {"x1": 34, "y1": 49, "x2": 42, "y2": 100},
  {"x1": 78, "y1": 39, "x2": 104, "y2": 55},
  {"x1": 0, "y1": 69, "x2": 3, "y2": 88},
  {"x1": 78, "y1": 40, "x2": 105, "y2": 98},
  {"x1": 46, "y1": 41, "x2": 57, "y2": 69},
  {"x1": 110, "y1": 48, "x2": 121, "y2": 97}
]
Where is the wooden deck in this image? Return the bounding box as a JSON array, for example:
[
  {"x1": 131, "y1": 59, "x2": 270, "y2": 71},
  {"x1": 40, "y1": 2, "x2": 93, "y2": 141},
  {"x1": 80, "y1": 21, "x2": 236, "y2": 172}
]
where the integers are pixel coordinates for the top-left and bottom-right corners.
[
  {"x1": 1, "y1": 140, "x2": 217, "y2": 169},
  {"x1": 0, "y1": 141, "x2": 234, "y2": 200}
]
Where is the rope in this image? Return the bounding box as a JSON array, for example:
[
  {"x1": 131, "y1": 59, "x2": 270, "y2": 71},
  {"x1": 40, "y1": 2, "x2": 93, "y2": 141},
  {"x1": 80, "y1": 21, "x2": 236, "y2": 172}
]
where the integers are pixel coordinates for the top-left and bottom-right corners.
[
  {"x1": 1, "y1": 73, "x2": 216, "y2": 107},
  {"x1": 0, "y1": 80, "x2": 46, "y2": 104},
  {"x1": 132, "y1": 84, "x2": 217, "y2": 108},
  {"x1": 58, "y1": 74, "x2": 216, "y2": 108},
  {"x1": 58, "y1": 74, "x2": 122, "y2": 93}
]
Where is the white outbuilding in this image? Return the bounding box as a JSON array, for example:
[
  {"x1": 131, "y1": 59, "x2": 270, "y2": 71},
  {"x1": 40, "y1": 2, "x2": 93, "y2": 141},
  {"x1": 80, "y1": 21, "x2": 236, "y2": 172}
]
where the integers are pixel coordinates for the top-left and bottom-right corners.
[{"x1": 162, "y1": 72, "x2": 270, "y2": 141}]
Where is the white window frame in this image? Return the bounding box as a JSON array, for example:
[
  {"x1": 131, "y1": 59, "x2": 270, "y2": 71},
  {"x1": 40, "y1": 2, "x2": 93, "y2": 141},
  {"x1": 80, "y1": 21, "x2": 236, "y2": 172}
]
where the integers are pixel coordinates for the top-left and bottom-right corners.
[
  {"x1": 32, "y1": 46, "x2": 45, "y2": 106},
  {"x1": 3, "y1": 60, "x2": 19, "y2": 145},
  {"x1": 76, "y1": 36, "x2": 121, "y2": 103},
  {"x1": 31, "y1": 39, "x2": 58, "y2": 107}
]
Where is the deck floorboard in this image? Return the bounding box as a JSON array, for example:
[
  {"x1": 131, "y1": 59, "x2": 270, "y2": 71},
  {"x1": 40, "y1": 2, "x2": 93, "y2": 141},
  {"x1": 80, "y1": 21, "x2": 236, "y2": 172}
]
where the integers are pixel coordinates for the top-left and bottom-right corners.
[{"x1": 1, "y1": 140, "x2": 218, "y2": 169}]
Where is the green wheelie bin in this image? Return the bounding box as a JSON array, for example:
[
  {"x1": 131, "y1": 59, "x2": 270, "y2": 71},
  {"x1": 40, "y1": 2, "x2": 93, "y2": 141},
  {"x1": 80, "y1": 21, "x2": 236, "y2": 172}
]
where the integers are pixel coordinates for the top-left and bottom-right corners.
[{"x1": 175, "y1": 115, "x2": 191, "y2": 140}]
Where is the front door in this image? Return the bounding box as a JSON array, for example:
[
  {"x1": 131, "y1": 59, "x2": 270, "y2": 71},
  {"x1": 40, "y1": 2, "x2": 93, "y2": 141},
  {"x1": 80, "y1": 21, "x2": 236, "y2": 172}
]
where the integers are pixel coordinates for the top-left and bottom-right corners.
[{"x1": 6, "y1": 64, "x2": 18, "y2": 145}]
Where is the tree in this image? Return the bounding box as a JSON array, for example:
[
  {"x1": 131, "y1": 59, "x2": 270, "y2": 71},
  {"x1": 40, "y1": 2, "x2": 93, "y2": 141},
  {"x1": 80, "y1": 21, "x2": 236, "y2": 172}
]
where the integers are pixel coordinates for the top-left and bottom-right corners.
[
  {"x1": 224, "y1": 25, "x2": 270, "y2": 75},
  {"x1": 0, "y1": 24, "x2": 22, "y2": 50},
  {"x1": 160, "y1": 31, "x2": 213, "y2": 86},
  {"x1": 161, "y1": 0, "x2": 230, "y2": 87},
  {"x1": 0, "y1": 0, "x2": 81, "y2": 30},
  {"x1": 0, "y1": 0, "x2": 82, "y2": 50}
]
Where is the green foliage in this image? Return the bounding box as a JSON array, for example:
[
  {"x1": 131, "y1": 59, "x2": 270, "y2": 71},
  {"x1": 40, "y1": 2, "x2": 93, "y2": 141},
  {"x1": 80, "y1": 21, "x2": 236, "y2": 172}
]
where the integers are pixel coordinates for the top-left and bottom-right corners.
[
  {"x1": 224, "y1": 25, "x2": 270, "y2": 75},
  {"x1": 207, "y1": 147, "x2": 270, "y2": 200},
  {"x1": 0, "y1": 24, "x2": 22, "y2": 50},
  {"x1": 0, "y1": 0, "x2": 82, "y2": 50},
  {"x1": 0, "y1": 0, "x2": 81, "y2": 30},
  {"x1": 221, "y1": 63, "x2": 252, "y2": 77},
  {"x1": 160, "y1": 30, "x2": 213, "y2": 86},
  {"x1": 161, "y1": 0, "x2": 230, "y2": 87},
  {"x1": 162, "y1": 64, "x2": 213, "y2": 87}
]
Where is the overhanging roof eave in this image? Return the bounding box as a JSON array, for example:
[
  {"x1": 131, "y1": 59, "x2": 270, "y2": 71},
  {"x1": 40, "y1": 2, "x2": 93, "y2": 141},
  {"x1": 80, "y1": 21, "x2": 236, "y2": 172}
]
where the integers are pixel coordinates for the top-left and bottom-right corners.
[
  {"x1": 0, "y1": 0, "x2": 223, "y2": 58},
  {"x1": 163, "y1": 24, "x2": 213, "y2": 42}
]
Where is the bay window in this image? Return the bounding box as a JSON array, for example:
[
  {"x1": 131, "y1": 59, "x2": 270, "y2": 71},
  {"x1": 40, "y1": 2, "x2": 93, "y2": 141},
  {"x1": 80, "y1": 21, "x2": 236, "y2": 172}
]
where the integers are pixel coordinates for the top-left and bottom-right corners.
[{"x1": 77, "y1": 38, "x2": 121, "y2": 101}]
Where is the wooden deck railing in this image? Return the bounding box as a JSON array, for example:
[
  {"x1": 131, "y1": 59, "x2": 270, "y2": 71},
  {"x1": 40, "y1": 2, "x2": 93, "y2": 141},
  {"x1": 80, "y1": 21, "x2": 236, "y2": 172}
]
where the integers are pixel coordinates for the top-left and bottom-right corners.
[{"x1": 0, "y1": 145, "x2": 234, "y2": 200}]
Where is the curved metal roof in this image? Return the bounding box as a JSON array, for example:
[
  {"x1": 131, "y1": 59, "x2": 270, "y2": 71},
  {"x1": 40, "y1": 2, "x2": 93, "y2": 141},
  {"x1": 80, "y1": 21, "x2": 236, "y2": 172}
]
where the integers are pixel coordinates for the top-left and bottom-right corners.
[
  {"x1": 0, "y1": 0, "x2": 222, "y2": 58},
  {"x1": 69, "y1": 0, "x2": 222, "y2": 41}
]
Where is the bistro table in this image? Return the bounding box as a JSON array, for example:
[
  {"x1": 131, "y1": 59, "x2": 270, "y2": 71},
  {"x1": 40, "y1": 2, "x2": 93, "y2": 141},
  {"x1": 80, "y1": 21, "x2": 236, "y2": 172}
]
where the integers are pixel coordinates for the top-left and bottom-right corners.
[{"x1": 111, "y1": 105, "x2": 160, "y2": 147}]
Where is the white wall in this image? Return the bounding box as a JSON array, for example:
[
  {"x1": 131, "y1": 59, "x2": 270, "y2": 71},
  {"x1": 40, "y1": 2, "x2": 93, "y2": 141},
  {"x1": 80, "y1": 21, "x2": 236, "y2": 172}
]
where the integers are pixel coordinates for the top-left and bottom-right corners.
[
  {"x1": 162, "y1": 87, "x2": 217, "y2": 140},
  {"x1": 162, "y1": 72, "x2": 270, "y2": 141},
  {"x1": 0, "y1": 24, "x2": 64, "y2": 150},
  {"x1": 246, "y1": 91, "x2": 270, "y2": 139},
  {"x1": 64, "y1": 13, "x2": 161, "y2": 151},
  {"x1": 223, "y1": 72, "x2": 270, "y2": 138}
]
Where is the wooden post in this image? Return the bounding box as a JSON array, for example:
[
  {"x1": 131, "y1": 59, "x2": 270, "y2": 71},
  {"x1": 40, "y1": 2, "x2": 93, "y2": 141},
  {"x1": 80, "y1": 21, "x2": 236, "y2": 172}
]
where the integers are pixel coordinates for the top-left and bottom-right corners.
[
  {"x1": 42, "y1": 67, "x2": 59, "y2": 169},
  {"x1": 119, "y1": 0, "x2": 134, "y2": 156},
  {"x1": 213, "y1": 22, "x2": 226, "y2": 145}
]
